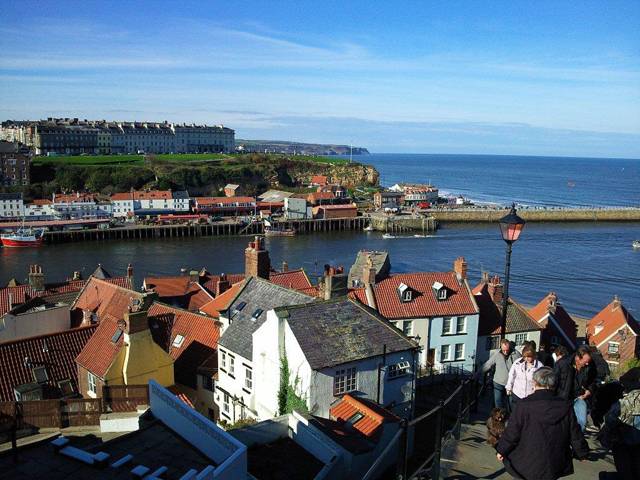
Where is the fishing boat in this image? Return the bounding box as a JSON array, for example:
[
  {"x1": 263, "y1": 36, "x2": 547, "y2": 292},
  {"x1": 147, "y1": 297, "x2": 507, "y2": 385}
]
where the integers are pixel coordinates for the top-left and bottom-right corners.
[
  {"x1": 263, "y1": 219, "x2": 296, "y2": 237},
  {"x1": 382, "y1": 233, "x2": 395, "y2": 239},
  {"x1": 363, "y1": 224, "x2": 374, "y2": 232},
  {"x1": 1, "y1": 227, "x2": 45, "y2": 247},
  {"x1": 633, "y1": 240, "x2": 640, "y2": 249}
]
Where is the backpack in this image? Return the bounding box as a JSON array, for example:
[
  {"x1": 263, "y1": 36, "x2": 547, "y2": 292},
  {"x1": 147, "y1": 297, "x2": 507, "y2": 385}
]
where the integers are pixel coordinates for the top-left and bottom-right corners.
[{"x1": 617, "y1": 390, "x2": 640, "y2": 445}]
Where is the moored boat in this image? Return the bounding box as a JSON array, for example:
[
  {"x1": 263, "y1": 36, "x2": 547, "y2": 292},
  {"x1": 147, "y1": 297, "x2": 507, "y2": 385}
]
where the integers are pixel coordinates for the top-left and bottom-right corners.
[
  {"x1": 1, "y1": 228, "x2": 45, "y2": 247},
  {"x1": 264, "y1": 226, "x2": 296, "y2": 237},
  {"x1": 633, "y1": 240, "x2": 640, "y2": 249}
]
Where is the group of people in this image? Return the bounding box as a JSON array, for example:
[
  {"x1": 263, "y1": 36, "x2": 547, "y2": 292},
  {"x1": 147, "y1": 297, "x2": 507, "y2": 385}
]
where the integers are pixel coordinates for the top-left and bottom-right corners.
[{"x1": 478, "y1": 338, "x2": 640, "y2": 479}]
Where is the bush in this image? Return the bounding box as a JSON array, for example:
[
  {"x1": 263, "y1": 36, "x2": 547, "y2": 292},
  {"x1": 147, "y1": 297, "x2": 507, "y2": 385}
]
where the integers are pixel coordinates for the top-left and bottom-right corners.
[{"x1": 612, "y1": 357, "x2": 640, "y2": 380}]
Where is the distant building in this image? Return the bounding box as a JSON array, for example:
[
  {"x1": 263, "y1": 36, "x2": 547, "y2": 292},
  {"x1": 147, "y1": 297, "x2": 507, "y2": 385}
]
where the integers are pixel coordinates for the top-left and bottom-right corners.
[
  {"x1": 111, "y1": 190, "x2": 190, "y2": 217},
  {"x1": 310, "y1": 175, "x2": 329, "y2": 187},
  {"x1": 284, "y1": 196, "x2": 311, "y2": 220},
  {"x1": 528, "y1": 292, "x2": 578, "y2": 350},
  {"x1": 193, "y1": 196, "x2": 256, "y2": 216},
  {"x1": 1, "y1": 118, "x2": 235, "y2": 156},
  {"x1": 389, "y1": 183, "x2": 438, "y2": 205},
  {"x1": 373, "y1": 190, "x2": 404, "y2": 209},
  {"x1": 313, "y1": 204, "x2": 358, "y2": 219},
  {"x1": 0, "y1": 192, "x2": 24, "y2": 219},
  {"x1": 0, "y1": 141, "x2": 30, "y2": 186},
  {"x1": 224, "y1": 183, "x2": 242, "y2": 197}
]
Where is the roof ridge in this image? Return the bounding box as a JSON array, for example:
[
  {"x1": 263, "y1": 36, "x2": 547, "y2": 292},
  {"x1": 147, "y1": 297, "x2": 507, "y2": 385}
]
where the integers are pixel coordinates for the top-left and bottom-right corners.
[
  {"x1": 251, "y1": 275, "x2": 313, "y2": 298},
  {"x1": 150, "y1": 301, "x2": 212, "y2": 319},
  {"x1": 349, "y1": 299, "x2": 419, "y2": 347}
]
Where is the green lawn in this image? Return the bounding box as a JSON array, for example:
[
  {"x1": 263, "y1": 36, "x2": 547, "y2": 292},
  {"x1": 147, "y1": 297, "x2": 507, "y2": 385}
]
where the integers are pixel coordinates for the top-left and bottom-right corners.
[{"x1": 292, "y1": 155, "x2": 351, "y2": 165}]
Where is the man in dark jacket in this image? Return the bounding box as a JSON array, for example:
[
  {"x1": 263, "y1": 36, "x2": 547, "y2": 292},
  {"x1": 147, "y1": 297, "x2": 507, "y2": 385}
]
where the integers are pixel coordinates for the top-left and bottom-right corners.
[
  {"x1": 553, "y1": 345, "x2": 574, "y2": 400},
  {"x1": 572, "y1": 346, "x2": 598, "y2": 431},
  {"x1": 496, "y1": 367, "x2": 589, "y2": 479}
]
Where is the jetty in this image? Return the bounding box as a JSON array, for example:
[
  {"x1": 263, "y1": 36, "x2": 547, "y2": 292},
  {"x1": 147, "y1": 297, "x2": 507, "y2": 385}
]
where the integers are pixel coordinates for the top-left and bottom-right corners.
[{"x1": 428, "y1": 207, "x2": 640, "y2": 223}]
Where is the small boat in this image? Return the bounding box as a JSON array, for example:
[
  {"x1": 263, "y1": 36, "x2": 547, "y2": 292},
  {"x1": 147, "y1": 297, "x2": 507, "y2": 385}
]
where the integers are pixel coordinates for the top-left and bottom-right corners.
[
  {"x1": 382, "y1": 233, "x2": 395, "y2": 239},
  {"x1": 633, "y1": 240, "x2": 640, "y2": 249},
  {"x1": 264, "y1": 226, "x2": 296, "y2": 237},
  {"x1": 1, "y1": 227, "x2": 45, "y2": 247},
  {"x1": 364, "y1": 224, "x2": 374, "y2": 232}
]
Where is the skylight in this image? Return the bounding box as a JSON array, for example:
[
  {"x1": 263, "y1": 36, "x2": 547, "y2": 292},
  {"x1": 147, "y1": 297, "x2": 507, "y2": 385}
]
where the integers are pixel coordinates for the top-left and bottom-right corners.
[
  {"x1": 236, "y1": 301, "x2": 247, "y2": 311},
  {"x1": 172, "y1": 334, "x2": 185, "y2": 348},
  {"x1": 32, "y1": 366, "x2": 49, "y2": 384},
  {"x1": 111, "y1": 329, "x2": 123, "y2": 343},
  {"x1": 251, "y1": 308, "x2": 264, "y2": 321}
]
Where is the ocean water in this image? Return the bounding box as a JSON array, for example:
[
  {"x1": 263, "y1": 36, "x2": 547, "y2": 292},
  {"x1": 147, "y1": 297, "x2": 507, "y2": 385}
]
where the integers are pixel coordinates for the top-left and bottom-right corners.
[
  {"x1": 0, "y1": 154, "x2": 638, "y2": 318},
  {"x1": 363, "y1": 154, "x2": 640, "y2": 208}
]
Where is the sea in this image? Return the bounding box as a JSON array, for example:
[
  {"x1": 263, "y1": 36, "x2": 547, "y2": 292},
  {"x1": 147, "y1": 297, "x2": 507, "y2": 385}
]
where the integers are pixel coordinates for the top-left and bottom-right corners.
[{"x1": 1, "y1": 154, "x2": 639, "y2": 318}]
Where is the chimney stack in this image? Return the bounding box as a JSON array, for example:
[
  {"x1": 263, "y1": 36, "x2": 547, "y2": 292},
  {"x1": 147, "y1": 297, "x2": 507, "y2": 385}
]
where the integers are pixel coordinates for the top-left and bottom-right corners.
[
  {"x1": 216, "y1": 273, "x2": 230, "y2": 296},
  {"x1": 362, "y1": 256, "x2": 377, "y2": 286},
  {"x1": 245, "y1": 236, "x2": 271, "y2": 279},
  {"x1": 487, "y1": 275, "x2": 504, "y2": 305},
  {"x1": 28, "y1": 264, "x2": 45, "y2": 291},
  {"x1": 124, "y1": 308, "x2": 149, "y2": 335},
  {"x1": 547, "y1": 292, "x2": 557, "y2": 314},
  {"x1": 282, "y1": 261, "x2": 289, "y2": 272},
  {"x1": 189, "y1": 270, "x2": 199, "y2": 283},
  {"x1": 612, "y1": 295, "x2": 621, "y2": 309},
  {"x1": 481, "y1": 271, "x2": 490, "y2": 283},
  {"x1": 454, "y1": 257, "x2": 468, "y2": 280},
  {"x1": 320, "y1": 264, "x2": 348, "y2": 300},
  {"x1": 127, "y1": 263, "x2": 134, "y2": 279},
  {"x1": 72, "y1": 271, "x2": 82, "y2": 281}
]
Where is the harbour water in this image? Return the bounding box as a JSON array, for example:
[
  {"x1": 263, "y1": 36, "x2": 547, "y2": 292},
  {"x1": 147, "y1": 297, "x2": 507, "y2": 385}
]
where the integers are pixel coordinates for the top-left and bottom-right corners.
[{"x1": 1, "y1": 154, "x2": 638, "y2": 318}]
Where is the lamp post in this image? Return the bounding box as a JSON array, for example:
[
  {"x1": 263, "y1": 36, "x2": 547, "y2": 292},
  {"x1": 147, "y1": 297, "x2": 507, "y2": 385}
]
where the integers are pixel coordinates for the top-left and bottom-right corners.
[{"x1": 498, "y1": 203, "x2": 526, "y2": 340}]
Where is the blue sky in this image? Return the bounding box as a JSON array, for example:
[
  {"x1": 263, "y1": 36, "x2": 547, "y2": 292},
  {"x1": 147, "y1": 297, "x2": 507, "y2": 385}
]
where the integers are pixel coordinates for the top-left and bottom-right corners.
[{"x1": 1, "y1": 1, "x2": 639, "y2": 157}]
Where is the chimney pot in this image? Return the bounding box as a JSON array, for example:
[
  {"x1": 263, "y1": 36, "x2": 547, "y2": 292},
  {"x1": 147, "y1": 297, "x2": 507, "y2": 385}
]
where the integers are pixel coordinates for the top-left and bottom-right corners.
[{"x1": 454, "y1": 257, "x2": 468, "y2": 280}]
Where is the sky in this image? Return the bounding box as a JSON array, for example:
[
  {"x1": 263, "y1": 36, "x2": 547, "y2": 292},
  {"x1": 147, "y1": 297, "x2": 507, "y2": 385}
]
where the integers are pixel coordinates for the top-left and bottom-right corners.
[{"x1": 1, "y1": 1, "x2": 639, "y2": 157}]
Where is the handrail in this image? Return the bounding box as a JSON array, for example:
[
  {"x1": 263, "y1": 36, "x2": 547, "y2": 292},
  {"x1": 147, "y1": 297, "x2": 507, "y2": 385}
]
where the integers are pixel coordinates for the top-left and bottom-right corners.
[{"x1": 361, "y1": 426, "x2": 405, "y2": 480}]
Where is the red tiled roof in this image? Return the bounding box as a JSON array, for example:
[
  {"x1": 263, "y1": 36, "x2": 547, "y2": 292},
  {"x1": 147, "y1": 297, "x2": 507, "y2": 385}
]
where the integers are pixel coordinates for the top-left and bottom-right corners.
[
  {"x1": 72, "y1": 277, "x2": 142, "y2": 324},
  {"x1": 529, "y1": 293, "x2": 577, "y2": 345},
  {"x1": 0, "y1": 279, "x2": 87, "y2": 316},
  {"x1": 0, "y1": 325, "x2": 97, "y2": 401},
  {"x1": 308, "y1": 191, "x2": 335, "y2": 203},
  {"x1": 315, "y1": 204, "x2": 357, "y2": 210},
  {"x1": 329, "y1": 394, "x2": 399, "y2": 438},
  {"x1": 75, "y1": 316, "x2": 123, "y2": 378},
  {"x1": 587, "y1": 298, "x2": 639, "y2": 347},
  {"x1": 31, "y1": 199, "x2": 52, "y2": 205},
  {"x1": 364, "y1": 272, "x2": 478, "y2": 320},
  {"x1": 269, "y1": 269, "x2": 313, "y2": 293},
  {"x1": 201, "y1": 273, "x2": 244, "y2": 295},
  {"x1": 167, "y1": 386, "x2": 195, "y2": 408},
  {"x1": 199, "y1": 282, "x2": 245, "y2": 318},
  {"x1": 143, "y1": 275, "x2": 215, "y2": 312},
  {"x1": 148, "y1": 303, "x2": 220, "y2": 389},
  {"x1": 111, "y1": 190, "x2": 172, "y2": 201},
  {"x1": 311, "y1": 175, "x2": 328, "y2": 185},
  {"x1": 54, "y1": 193, "x2": 96, "y2": 203}
]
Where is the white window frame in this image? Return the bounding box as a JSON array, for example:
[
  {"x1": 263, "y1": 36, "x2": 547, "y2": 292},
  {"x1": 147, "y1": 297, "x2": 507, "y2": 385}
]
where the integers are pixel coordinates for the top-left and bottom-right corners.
[
  {"x1": 438, "y1": 289, "x2": 447, "y2": 300},
  {"x1": 87, "y1": 372, "x2": 97, "y2": 396},
  {"x1": 403, "y1": 290, "x2": 412, "y2": 302},
  {"x1": 403, "y1": 320, "x2": 413, "y2": 336},
  {"x1": 442, "y1": 317, "x2": 454, "y2": 335},
  {"x1": 441, "y1": 345, "x2": 451, "y2": 362},
  {"x1": 388, "y1": 361, "x2": 411, "y2": 379},
  {"x1": 455, "y1": 343, "x2": 465, "y2": 361},
  {"x1": 608, "y1": 342, "x2": 619, "y2": 354},
  {"x1": 245, "y1": 368, "x2": 252, "y2": 390},
  {"x1": 221, "y1": 350, "x2": 227, "y2": 370},
  {"x1": 515, "y1": 332, "x2": 528, "y2": 345},
  {"x1": 223, "y1": 392, "x2": 230, "y2": 413},
  {"x1": 456, "y1": 316, "x2": 466, "y2": 334},
  {"x1": 334, "y1": 367, "x2": 357, "y2": 395},
  {"x1": 229, "y1": 355, "x2": 235, "y2": 376}
]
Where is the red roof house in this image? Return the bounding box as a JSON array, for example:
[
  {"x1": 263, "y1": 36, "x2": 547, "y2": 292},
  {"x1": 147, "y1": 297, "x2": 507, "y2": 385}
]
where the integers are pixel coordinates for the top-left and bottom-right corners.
[
  {"x1": 587, "y1": 296, "x2": 639, "y2": 366},
  {"x1": 0, "y1": 325, "x2": 97, "y2": 401},
  {"x1": 528, "y1": 292, "x2": 578, "y2": 350}
]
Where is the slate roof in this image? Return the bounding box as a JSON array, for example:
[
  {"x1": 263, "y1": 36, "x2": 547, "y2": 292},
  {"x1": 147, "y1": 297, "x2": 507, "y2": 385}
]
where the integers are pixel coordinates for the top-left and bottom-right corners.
[
  {"x1": 148, "y1": 302, "x2": 220, "y2": 389},
  {"x1": 0, "y1": 325, "x2": 97, "y2": 401},
  {"x1": 587, "y1": 297, "x2": 639, "y2": 347},
  {"x1": 354, "y1": 272, "x2": 478, "y2": 320},
  {"x1": 91, "y1": 264, "x2": 112, "y2": 279},
  {"x1": 348, "y1": 250, "x2": 390, "y2": 286},
  {"x1": 277, "y1": 298, "x2": 418, "y2": 370},
  {"x1": 218, "y1": 277, "x2": 315, "y2": 360},
  {"x1": 473, "y1": 282, "x2": 543, "y2": 336}
]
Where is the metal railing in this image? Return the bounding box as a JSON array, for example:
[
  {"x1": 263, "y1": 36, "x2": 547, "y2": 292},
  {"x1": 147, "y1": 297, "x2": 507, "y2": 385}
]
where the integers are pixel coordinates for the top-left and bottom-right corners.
[{"x1": 362, "y1": 378, "x2": 485, "y2": 480}]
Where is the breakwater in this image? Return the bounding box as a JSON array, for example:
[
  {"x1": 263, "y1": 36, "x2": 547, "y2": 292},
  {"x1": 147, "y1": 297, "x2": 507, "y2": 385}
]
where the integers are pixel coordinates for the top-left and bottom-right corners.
[
  {"x1": 42, "y1": 216, "x2": 373, "y2": 244},
  {"x1": 428, "y1": 208, "x2": 640, "y2": 223}
]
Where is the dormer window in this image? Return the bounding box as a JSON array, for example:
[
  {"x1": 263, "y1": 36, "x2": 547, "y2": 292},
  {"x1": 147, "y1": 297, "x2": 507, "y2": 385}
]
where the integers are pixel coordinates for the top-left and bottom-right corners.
[
  {"x1": 594, "y1": 324, "x2": 604, "y2": 335},
  {"x1": 432, "y1": 282, "x2": 447, "y2": 301},
  {"x1": 172, "y1": 334, "x2": 185, "y2": 348},
  {"x1": 397, "y1": 283, "x2": 413, "y2": 303}
]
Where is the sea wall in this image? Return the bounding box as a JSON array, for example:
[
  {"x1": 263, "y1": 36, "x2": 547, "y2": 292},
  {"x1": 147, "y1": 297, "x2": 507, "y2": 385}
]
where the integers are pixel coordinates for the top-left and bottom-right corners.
[{"x1": 429, "y1": 208, "x2": 640, "y2": 223}]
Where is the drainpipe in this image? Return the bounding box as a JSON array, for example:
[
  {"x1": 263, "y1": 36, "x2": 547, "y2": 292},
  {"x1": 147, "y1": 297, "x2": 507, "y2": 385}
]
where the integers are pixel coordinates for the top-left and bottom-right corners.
[{"x1": 376, "y1": 344, "x2": 387, "y2": 404}]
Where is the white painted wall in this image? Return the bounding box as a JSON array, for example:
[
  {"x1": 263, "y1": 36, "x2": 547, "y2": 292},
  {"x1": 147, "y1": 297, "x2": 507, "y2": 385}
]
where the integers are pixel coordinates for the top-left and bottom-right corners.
[{"x1": 215, "y1": 346, "x2": 256, "y2": 423}]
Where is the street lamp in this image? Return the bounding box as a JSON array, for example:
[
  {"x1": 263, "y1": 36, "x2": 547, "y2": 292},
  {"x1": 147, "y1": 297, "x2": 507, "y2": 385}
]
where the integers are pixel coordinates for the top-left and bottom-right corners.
[{"x1": 498, "y1": 203, "x2": 526, "y2": 339}]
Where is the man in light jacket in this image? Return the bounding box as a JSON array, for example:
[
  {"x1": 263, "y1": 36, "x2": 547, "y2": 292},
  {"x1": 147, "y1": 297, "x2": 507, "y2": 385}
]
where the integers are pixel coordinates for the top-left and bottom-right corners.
[{"x1": 479, "y1": 338, "x2": 521, "y2": 412}]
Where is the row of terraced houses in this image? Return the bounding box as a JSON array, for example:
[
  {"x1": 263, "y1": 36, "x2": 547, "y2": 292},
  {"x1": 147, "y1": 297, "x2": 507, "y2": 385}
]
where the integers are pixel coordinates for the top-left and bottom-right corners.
[{"x1": 0, "y1": 118, "x2": 235, "y2": 155}]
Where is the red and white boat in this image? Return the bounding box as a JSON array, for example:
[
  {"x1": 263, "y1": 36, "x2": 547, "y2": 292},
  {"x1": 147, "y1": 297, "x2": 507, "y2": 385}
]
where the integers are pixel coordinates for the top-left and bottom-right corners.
[{"x1": 1, "y1": 227, "x2": 44, "y2": 247}]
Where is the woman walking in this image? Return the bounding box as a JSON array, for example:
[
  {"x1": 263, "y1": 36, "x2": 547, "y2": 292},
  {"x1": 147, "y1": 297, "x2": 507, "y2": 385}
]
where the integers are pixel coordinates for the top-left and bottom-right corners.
[{"x1": 506, "y1": 345, "x2": 543, "y2": 410}]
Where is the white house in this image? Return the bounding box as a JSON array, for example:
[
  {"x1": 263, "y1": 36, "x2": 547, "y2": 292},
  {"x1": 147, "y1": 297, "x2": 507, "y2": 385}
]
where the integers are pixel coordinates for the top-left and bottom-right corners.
[
  {"x1": 111, "y1": 190, "x2": 190, "y2": 217},
  {"x1": 353, "y1": 257, "x2": 480, "y2": 373},
  {"x1": 0, "y1": 192, "x2": 24, "y2": 219},
  {"x1": 253, "y1": 298, "x2": 419, "y2": 421},
  {"x1": 214, "y1": 277, "x2": 315, "y2": 425}
]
